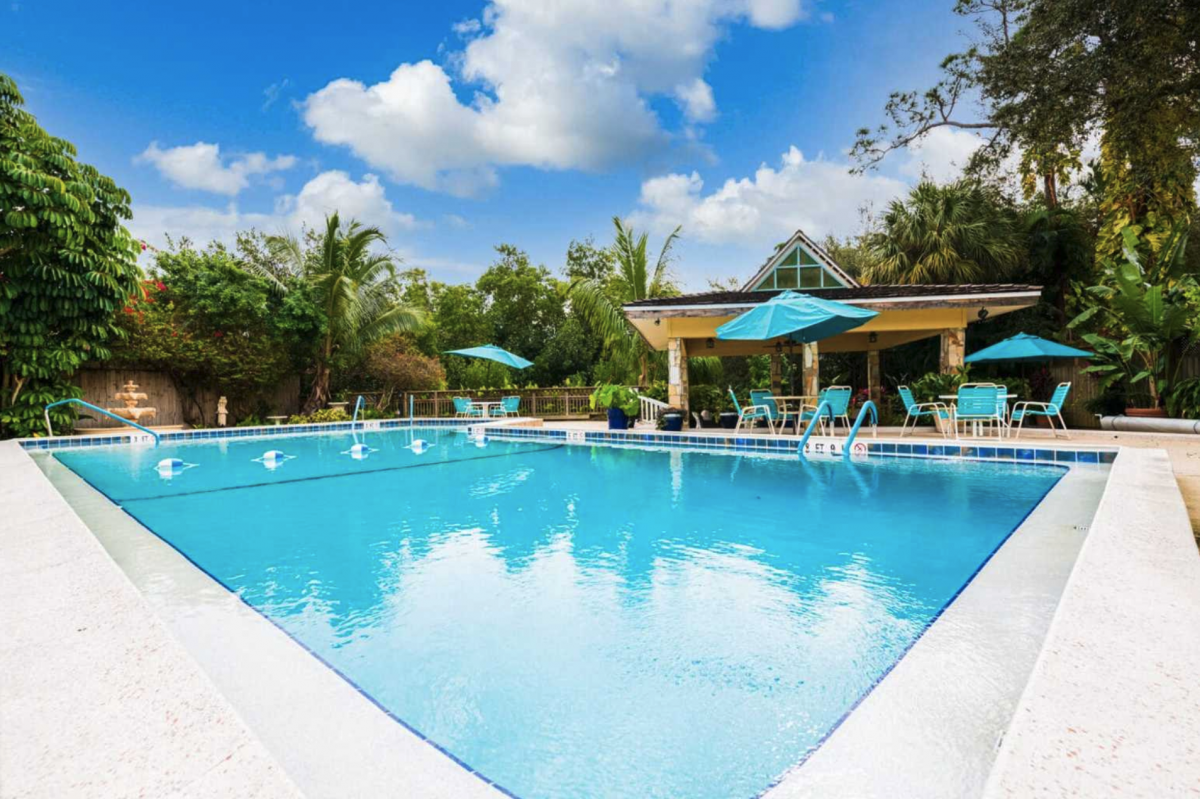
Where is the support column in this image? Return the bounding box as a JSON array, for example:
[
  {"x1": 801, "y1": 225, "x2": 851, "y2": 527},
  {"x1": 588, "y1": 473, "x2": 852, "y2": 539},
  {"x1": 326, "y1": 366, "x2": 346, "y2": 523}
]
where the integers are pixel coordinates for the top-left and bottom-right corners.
[
  {"x1": 770, "y1": 353, "x2": 782, "y2": 394},
  {"x1": 867, "y1": 349, "x2": 882, "y2": 406},
  {"x1": 802, "y1": 342, "x2": 819, "y2": 397},
  {"x1": 939, "y1": 328, "x2": 966, "y2": 373},
  {"x1": 667, "y1": 337, "x2": 690, "y2": 427}
]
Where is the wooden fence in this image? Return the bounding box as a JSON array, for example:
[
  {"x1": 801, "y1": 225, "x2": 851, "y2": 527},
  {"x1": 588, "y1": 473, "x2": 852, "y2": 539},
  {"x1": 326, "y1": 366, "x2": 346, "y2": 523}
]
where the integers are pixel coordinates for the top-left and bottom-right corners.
[{"x1": 74, "y1": 368, "x2": 301, "y2": 429}]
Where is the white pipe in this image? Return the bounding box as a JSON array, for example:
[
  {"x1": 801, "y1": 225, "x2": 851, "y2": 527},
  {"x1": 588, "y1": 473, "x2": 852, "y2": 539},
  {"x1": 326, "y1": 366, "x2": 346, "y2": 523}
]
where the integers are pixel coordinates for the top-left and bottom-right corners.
[{"x1": 1099, "y1": 415, "x2": 1200, "y2": 435}]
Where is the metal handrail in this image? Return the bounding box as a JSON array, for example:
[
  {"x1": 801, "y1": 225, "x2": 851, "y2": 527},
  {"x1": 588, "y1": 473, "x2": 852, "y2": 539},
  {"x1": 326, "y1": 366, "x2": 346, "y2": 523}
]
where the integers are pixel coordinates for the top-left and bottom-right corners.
[
  {"x1": 44, "y1": 399, "x2": 161, "y2": 445},
  {"x1": 843, "y1": 400, "x2": 878, "y2": 459},
  {"x1": 797, "y1": 400, "x2": 832, "y2": 458},
  {"x1": 352, "y1": 395, "x2": 366, "y2": 426}
]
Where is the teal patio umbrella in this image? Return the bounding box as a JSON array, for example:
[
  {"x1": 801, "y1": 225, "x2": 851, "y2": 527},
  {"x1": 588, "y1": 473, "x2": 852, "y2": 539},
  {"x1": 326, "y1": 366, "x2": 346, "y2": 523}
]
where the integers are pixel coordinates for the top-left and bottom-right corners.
[
  {"x1": 444, "y1": 344, "x2": 534, "y2": 369},
  {"x1": 964, "y1": 333, "x2": 1092, "y2": 364},
  {"x1": 716, "y1": 290, "x2": 878, "y2": 343}
]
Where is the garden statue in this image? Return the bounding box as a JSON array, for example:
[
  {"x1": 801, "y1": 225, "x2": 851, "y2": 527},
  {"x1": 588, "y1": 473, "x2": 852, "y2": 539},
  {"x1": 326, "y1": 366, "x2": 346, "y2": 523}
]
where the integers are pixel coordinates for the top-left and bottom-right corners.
[{"x1": 217, "y1": 396, "x2": 228, "y2": 427}]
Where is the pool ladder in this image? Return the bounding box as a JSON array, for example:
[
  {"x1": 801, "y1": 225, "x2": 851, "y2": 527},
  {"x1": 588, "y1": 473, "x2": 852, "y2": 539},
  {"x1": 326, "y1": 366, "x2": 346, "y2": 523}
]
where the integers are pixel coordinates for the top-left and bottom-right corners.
[
  {"x1": 798, "y1": 400, "x2": 876, "y2": 460},
  {"x1": 351, "y1": 395, "x2": 365, "y2": 427}
]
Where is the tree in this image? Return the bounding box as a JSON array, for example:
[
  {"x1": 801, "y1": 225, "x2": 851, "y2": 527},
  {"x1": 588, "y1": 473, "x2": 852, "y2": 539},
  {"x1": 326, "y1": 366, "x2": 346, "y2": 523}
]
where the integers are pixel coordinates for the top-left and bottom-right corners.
[
  {"x1": 568, "y1": 217, "x2": 681, "y2": 384},
  {"x1": 262, "y1": 214, "x2": 423, "y2": 413},
  {"x1": 431, "y1": 283, "x2": 493, "y2": 388},
  {"x1": 862, "y1": 181, "x2": 1023, "y2": 284},
  {"x1": 565, "y1": 236, "x2": 616, "y2": 283},
  {"x1": 853, "y1": 0, "x2": 1200, "y2": 271},
  {"x1": 108, "y1": 241, "x2": 319, "y2": 425},
  {"x1": 0, "y1": 73, "x2": 142, "y2": 438},
  {"x1": 364, "y1": 334, "x2": 445, "y2": 409},
  {"x1": 476, "y1": 245, "x2": 565, "y2": 361}
]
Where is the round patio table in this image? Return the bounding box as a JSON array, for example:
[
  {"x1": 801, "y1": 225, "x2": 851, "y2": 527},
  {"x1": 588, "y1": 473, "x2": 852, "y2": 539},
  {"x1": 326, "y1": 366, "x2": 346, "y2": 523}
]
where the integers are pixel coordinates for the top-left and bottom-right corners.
[{"x1": 771, "y1": 395, "x2": 818, "y2": 435}]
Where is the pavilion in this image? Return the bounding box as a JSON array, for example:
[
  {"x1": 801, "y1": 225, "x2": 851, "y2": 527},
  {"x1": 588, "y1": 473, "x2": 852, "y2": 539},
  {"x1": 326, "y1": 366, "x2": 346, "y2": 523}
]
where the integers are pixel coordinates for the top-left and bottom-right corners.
[{"x1": 622, "y1": 228, "x2": 1042, "y2": 422}]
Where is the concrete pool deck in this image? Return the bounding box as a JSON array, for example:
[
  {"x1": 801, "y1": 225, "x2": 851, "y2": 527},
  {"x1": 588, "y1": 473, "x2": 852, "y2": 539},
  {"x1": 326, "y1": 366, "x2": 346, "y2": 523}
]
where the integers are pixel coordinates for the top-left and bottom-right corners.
[
  {"x1": 4, "y1": 423, "x2": 1200, "y2": 797},
  {"x1": 0, "y1": 440, "x2": 302, "y2": 799}
]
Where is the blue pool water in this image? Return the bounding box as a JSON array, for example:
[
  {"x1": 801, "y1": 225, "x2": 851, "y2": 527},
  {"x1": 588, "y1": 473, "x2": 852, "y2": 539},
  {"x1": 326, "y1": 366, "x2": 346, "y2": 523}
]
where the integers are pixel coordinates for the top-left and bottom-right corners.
[{"x1": 55, "y1": 428, "x2": 1065, "y2": 799}]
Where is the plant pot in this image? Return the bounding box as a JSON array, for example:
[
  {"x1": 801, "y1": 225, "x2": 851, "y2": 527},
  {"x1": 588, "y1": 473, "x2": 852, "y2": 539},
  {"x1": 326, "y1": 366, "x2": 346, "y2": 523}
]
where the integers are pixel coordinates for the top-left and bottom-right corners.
[
  {"x1": 1125, "y1": 407, "x2": 1167, "y2": 418},
  {"x1": 607, "y1": 408, "x2": 629, "y2": 430},
  {"x1": 719, "y1": 412, "x2": 738, "y2": 429},
  {"x1": 661, "y1": 412, "x2": 683, "y2": 432}
]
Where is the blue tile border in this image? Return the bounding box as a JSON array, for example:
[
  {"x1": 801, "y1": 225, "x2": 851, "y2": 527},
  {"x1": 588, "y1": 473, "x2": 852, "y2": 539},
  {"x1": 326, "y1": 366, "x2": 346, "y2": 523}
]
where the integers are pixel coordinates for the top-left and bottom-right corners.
[{"x1": 19, "y1": 421, "x2": 1120, "y2": 469}]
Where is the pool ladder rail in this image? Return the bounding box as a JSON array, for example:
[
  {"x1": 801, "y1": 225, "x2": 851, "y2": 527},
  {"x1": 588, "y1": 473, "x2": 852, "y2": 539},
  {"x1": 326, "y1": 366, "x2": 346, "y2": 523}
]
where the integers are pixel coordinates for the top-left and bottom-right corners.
[
  {"x1": 797, "y1": 400, "x2": 877, "y2": 460},
  {"x1": 43, "y1": 398, "x2": 162, "y2": 446}
]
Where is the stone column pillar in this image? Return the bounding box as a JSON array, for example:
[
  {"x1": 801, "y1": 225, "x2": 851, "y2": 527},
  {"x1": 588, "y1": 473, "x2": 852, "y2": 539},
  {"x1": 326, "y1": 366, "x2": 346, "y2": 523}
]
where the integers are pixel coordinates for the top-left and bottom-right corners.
[
  {"x1": 667, "y1": 337, "x2": 690, "y2": 427},
  {"x1": 802, "y1": 342, "x2": 819, "y2": 397},
  {"x1": 770, "y1": 353, "x2": 782, "y2": 394},
  {"x1": 939, "y1": 328, "x2": 966, "y2": 373},
  {"x1": 867, "y1": 350, "x2": 881, "y2": 405}
]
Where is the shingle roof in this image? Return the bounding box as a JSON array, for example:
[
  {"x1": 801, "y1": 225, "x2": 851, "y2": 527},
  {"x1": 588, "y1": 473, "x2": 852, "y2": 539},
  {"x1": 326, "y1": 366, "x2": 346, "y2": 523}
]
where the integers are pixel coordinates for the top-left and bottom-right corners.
[{"x1": 624, "y1": 284, "x2": 1043, "y2": 308}]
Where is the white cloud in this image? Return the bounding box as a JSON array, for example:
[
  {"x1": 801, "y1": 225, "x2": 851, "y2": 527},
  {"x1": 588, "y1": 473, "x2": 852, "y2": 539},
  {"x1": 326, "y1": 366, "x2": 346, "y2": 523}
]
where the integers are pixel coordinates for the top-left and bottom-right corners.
[
  {"x1": 675, "y1": 78, "x2": 716, "y2": 123},
  {"x1": 302, "y1": 0, "x2": 810, "y2": 195},
  {"x1": 897, "y1": 126, "x2": 988, "y2": 183},
  {"x1": 137, "y1": 141, "x2": 297, "y2": 196},
  {"x1": 129, "y1": 170, "x2": 418, "y2": 250},
  {"x1": 629, "y1": 146, "x2": 908, "y2": 245}
]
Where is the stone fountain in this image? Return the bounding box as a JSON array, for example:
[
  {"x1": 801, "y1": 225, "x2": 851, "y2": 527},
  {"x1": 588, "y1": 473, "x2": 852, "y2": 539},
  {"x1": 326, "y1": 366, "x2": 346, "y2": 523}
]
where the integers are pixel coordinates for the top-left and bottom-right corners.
[{"x1": 109, "y1": 380, "x2": 157, "y2": 424}]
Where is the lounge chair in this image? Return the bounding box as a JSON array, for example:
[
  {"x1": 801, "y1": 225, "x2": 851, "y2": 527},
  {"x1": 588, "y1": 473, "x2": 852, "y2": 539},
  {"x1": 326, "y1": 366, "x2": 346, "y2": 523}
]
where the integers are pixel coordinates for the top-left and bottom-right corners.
[
  {"x1": 951, "y1": 385, "x2": 1004, "y2": 438},
  {"x1": 897, "y1": 386, "x2": 950, "y2": 438},
  {"x1": 750, "y1": 390, "x2": 797, "y2": 435},
  {"x1": 1010, "y1": 382, "x2": 1072, "y2": 439},
  {"x1": 728, "y1": 388, "x2": 774, "y2": 433}
]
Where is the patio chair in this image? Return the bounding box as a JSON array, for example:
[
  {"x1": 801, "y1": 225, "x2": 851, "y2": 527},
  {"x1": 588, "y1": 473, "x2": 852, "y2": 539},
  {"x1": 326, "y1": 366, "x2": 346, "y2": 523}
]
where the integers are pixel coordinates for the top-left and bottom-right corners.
[
  {"x1": 797, "y1": 388, "x2": 830, "y2": 436},
  {"x1": 750, "y1": 390, "x2": 797, "y2": 435},
  {"x1": 728, "y1": 388, "x2": 774, "y2": 433},
  {"x1": 452, "y1": 397, "x2": 484, "y2": 419},
  {"x1": 1010, "y1": 382, "x2": 1072, "y2": 439},
  {"x1": 897, "y1": 386, "x2": 951, "y2": 438},
  {"x1": 820, "y1": 386, "x2": 854, "y2": 435},
  {"x1": 951, "y1": 385, "x2": 1004, "y2": 438},
  {"x1": 494, "y1": 395, "x2": 521, "y2": 417}
]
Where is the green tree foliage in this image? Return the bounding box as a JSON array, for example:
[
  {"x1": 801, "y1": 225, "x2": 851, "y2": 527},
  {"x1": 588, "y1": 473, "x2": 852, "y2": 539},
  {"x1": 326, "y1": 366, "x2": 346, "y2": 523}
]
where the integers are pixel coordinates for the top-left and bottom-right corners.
[
  {"x1": 0, "y1": 73, "x2": 142, "y2": 438},
  {"x1": 477, "y1": 244, "x2": 566, "y2": 361},
  {"x1": 262, "y1": 214, "x2": 423, "y2": 413},
  {"x1": 1069, "y1": 226, "x2": 1198, "y2": 408},
  {"x1": 363, "y1": 333, "x2": 446, "y2": 408},
  {"x1": 568, "y1": 217, "x2": 681, "y2": 384},
  {"x1": 862, "y1": 181, "x2": 1024, "y2": 284},
  {"x1": 108, "y1": 242, "x2": 319, "y2": 425},
  {"x1": 853, "y1": 0, "x2": 1199, "y2": 272}
]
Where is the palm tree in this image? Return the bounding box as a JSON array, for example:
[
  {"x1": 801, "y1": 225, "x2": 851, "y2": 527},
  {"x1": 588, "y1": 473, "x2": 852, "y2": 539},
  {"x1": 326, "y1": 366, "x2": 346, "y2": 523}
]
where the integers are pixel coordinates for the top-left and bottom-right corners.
[
  {"x1": 862, "y1": 180, "x2": 1023, "y2": 285},
  {"x1": 262, "y1": 214, "x2": 423, "y2": 413},
  {"x1": 568, "y1": 217, "x2": 681, "y2": 384}
]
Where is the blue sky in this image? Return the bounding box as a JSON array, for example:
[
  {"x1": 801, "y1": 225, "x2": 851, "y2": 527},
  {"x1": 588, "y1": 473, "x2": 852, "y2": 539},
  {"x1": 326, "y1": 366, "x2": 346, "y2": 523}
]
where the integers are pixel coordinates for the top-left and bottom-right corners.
[{"x1": 3, "y1": 0, "x2": 987, "y2": 289}]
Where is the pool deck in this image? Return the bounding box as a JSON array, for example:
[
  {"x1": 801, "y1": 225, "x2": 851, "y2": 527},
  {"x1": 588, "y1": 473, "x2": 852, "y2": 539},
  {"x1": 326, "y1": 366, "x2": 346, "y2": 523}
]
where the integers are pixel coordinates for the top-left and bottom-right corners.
[
  {"x1": 0, "y1": 440, "x2": 302, "y2": 799},
  {"x1": 3, "y1": 421, "x2": 1200, "y2": 797}
]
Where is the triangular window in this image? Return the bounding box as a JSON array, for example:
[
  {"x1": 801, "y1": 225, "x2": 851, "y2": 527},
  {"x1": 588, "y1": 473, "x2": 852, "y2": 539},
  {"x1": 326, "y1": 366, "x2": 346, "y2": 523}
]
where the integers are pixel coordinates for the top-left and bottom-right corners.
[{"x1": 752, "y1": 244, "x2": 846, "y2": 291}]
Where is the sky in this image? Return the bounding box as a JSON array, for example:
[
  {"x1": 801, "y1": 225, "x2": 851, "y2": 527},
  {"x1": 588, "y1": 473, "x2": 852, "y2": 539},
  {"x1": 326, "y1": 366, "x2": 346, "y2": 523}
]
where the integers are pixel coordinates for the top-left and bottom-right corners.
[{"x1": 2, "y1": 0, "x2": 992, "y2": 290}]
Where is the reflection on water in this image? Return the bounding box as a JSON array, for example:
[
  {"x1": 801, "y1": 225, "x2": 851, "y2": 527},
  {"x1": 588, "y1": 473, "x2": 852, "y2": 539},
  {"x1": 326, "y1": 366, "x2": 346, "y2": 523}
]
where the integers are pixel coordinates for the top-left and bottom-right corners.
[{"x1": 58, "y1": 431, "x2": 1063, "y2": 799}]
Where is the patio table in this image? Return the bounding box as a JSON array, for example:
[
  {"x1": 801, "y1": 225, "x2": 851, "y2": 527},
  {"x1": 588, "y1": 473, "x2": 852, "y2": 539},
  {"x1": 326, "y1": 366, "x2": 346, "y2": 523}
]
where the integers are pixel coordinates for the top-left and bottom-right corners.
[
  {"x1": 468, "y1": 400, "x2": 503, "y2": 418},
  {"x1": 939, "y1": 393, "x2": 1018, "y2": 437},
  {"x1": 770, "y1": 395, "x2": 818, "y2": 435}
]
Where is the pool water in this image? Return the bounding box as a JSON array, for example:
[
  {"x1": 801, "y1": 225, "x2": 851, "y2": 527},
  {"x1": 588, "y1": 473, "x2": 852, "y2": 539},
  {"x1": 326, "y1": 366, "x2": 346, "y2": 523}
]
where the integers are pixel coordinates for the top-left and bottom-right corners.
[{"x1": 56, "y1": 428, "x2": 1065, "y2": 799}]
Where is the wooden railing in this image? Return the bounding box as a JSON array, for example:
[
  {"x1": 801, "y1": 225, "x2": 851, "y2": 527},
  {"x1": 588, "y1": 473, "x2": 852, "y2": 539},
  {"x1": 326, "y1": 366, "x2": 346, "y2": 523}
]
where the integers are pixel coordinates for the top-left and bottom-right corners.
[{"x1": 394, "y1": 387, "x2": 620, "y2": 419}]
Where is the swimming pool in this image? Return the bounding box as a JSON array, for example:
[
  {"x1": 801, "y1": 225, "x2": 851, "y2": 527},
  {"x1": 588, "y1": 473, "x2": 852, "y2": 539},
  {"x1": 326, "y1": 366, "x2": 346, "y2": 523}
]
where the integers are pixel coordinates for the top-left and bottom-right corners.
[{"x1": 54, "y1": 427, "x2": 1066, "y2": 799}]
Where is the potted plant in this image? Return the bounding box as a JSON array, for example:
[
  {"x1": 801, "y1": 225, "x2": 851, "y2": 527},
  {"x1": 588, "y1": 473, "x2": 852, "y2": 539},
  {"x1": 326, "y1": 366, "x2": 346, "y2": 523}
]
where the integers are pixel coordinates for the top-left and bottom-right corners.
[
  {"x1": 658, "y1": 407, "x2": 685, "y2": 432},
  {"x1": 589, "y1": 384, "x2": 639, "y2": 430},
  {"x1": 1069, "y1": 226, "x2": 1197, "y2": 418}
]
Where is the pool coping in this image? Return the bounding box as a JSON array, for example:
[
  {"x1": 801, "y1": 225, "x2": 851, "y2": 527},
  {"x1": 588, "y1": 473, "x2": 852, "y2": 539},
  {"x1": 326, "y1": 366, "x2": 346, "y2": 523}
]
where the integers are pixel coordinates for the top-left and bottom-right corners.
[{"x1": 7, "y1": 422, "x2": 1199, "y2": 797}]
